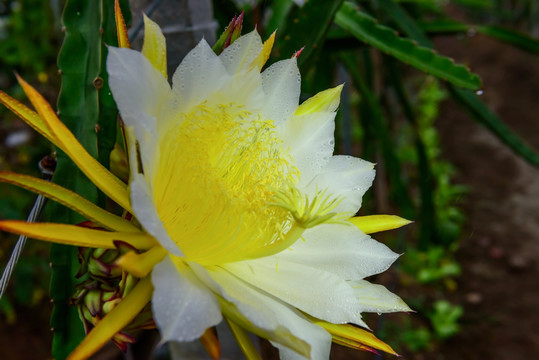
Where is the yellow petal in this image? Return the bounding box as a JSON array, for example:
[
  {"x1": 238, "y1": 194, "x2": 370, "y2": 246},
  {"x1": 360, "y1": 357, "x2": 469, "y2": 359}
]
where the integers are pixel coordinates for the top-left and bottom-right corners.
[
  {"x1": 250, "y1": 31, "x2": 275, "y2": 71},
  {"x1": 114, "y1": 0, "x2": 130, "y2": 48},
  {"x1": 349, "y1": 215, "x2": 412, "y2": 234},
  {"x1": 142, "y1": 14, "x2": 167, "y2": 78},
  {"x1": 200, "y1": 327, "x2": 221, "y2": 360},
  {"x1": 16, "y1": 75, "x2": 132, "y2": 212},
  {"x1": 225, "y1": 318, "x2": 262, "y2": 360},
  {"x1": 0, "y1": 90, "x2": 57, "y2": 145},
  {"x1": 0, "y1": 171, "x2": 137, "y2": 232},
  {"x1": 68, "y1": 275, "x2": 154, "y2": 360},
  {"x1": 294, "y1": 85, "x2": 343, "y2": 116},
  {"x1": 0, "y1": 221, "x2": 156, "y2": 250},
  {"x1": 116, "y1": 245, "x2": 167, "y2": 278},
  {"x1": 311, "y1": 320, "x2": 398, "y2": 356}
]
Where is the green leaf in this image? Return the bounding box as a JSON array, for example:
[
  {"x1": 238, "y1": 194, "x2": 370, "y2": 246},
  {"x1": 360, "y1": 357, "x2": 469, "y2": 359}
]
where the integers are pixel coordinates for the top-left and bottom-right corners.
[
  {"x1": 416, "y1": 19, "x2": 470, "y2": 33},
  {"x1": 272, "y1": 0, "x2": 344, "y2": 66},
  {"x1": 341, "y1": 52, "x2": 415, "y2": 219},
  {"x1": 384, "y1": 57, "x2": 438, "y2": 249},
  {"x1": 265, "y1": 0, "x2": 294, "y2": 35},
  {"x1": 449, "y1": 86, "x2": 539, "y2": 167},
  {"x1": 334, "y1": 2, "x2": 482, "y2": 89},
  {"x1": 374, "y1": 0, "x2": 432, "y2": 47},
  {"x1": 418, "y1": 20, "x2": 539, "y2": 54},
  {"x1": 451, "y1": 0, "x2": 494, "y2": 9},
  {"x1": 384, "y1": 7, "x2": 539, "y2": 169},
  {"x1": 476, "y1": 25, "x2": 539, "y2": 54}
]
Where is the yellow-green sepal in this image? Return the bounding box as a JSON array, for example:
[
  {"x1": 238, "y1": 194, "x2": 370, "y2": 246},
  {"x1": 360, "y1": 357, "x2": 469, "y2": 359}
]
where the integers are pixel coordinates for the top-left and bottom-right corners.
[{"x1": 349, "y1": 215, "x2": 412, "y2": 234}]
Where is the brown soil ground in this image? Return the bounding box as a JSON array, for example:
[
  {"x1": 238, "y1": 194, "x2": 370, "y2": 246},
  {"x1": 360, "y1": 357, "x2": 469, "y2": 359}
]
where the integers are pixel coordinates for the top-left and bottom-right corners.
[{"x1": 430, "y1": 33, "x2": 539, "y2": 360}]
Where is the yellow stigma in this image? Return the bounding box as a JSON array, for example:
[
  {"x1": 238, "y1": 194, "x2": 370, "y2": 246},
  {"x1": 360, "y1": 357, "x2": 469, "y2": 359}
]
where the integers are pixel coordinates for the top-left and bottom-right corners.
[{"x1": 152, "y1": 103, "x2": 300, "y2": 265}]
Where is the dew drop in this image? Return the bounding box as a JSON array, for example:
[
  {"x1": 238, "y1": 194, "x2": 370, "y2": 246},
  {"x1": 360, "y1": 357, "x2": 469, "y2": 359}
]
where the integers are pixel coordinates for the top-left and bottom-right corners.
[
  {"x1": 466, "y1": 28, "x2": 477, "y2": 37},
  {"x1": 476, "y1": 89, "x2": 484, "y2": 96}
]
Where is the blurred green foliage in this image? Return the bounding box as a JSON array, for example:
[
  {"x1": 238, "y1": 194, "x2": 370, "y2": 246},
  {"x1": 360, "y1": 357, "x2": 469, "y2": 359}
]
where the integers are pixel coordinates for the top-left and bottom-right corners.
[
  {"x1": 0, "y1": 0, "x2": 57, "y2": 328},
  {"x1": 0, "y1": 0, "x2": 58, "y2": 75}
]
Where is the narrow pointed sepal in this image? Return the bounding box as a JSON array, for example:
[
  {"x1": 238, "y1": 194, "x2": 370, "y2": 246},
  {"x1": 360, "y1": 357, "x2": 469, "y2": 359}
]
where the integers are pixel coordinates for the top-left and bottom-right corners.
[
  {"x1": 310, "y1": 319, "x2": 399, "y2": 356},
  {"x1": 295, "y1": 84, "x2": 343, "y2": 116},
  {"x1": 16, "y1": 75, "x2": 132, "y2": 212},
  {"x1": 0, "y1": 90, "x2": 57, "y2": 145},
  {"x1": 0, "y1": 171, "x2": 137, "y2": 232},
  {"x1": 200, "y1": 327, "x2": 221, "y2": 360},
  {"x1": 142, "y1": 14, "x2": 167, "y2": 78},
  {"x1": 225, "y1": 319, "x2": 262, "y2": 360},
  {"x1": 0, "y1": 221, "x2": 156, "y2": 250},
  {"x1": 349, "y1": 215, "x2": 412, "y2": 234},
  {"x1": 250, "y1": 31, "x2": 276, "y2": 71},
  {"x1": 116, "y1": 245, "x2": 167, "y2": 278},
  {"x1": 114, "y1": 0, "x2": 130, "y2": 48}
]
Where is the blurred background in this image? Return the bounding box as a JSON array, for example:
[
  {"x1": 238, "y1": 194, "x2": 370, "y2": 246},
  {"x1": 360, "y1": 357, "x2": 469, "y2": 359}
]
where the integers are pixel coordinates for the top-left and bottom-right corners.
[{"x1": 0, "y1": 0, "x2": 538, "y2": 359}]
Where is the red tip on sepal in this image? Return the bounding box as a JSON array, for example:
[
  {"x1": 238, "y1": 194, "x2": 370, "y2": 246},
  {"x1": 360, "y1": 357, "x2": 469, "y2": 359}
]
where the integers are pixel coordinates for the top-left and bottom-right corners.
[{"x1": 293, "y1": 46, "x2": 305, "y2": 59}]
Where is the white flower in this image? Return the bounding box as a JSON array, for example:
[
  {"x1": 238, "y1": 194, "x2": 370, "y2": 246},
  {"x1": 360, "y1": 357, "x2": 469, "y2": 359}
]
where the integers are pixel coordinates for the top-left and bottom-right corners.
[{"x1": 105, "y1": 19, "x2": 410, "y2": 360}]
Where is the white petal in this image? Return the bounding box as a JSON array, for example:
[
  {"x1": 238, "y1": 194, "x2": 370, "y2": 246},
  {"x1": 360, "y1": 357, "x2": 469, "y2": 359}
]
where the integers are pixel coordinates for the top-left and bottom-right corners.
[
  {"x1": 280, "y1": 224, "x2": 400, "y2": 280},
  {"x1": 278, "y1": 112, "x2": 335, "y2": 186},
  {"x1": 224, "y1": 258, "x2": 367, "y2": 327},
  {"x1": 108, "y1": 47, "x2": 171, "y2": 175},
  {"x1": 195, "y1": 266, "x2": 331, "y2": 360},
  {"x1": 129, "y1": 173, "x2": 183, "y2": 256},
  {"x1": 350, "y1": 279, "x2": 411, "y2": 313},
  {"x1": 219, "y1": 30, "x2": 263, "y2": 74},
  {"x1": 152, "y1": 256, "x2": 222, "y2": 343},
  {"x1": 261, "y1": 58, "x2": 301, "y2": 125},
  {"x1": 304, "y1": 155, "x2": 375, "y2": 213},
  {"x1": 107, "y1": 46, "x2": 170, "y2": 137},
  {"x1": 171, "y1": 39, "x2": 230, "y2": 111},
  {"x1": 210, "y1": 68, "x2": 264, "y2": 111}
]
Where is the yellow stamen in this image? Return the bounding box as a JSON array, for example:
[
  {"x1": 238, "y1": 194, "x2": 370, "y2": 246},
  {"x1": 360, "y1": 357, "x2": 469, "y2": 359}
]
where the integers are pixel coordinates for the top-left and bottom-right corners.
[
  {"x1": 270, "y1": 186, "x2": 350, "y2": 228},
  {"x1": 152, "y1": 103, "x2": 299, "y2": 265}
]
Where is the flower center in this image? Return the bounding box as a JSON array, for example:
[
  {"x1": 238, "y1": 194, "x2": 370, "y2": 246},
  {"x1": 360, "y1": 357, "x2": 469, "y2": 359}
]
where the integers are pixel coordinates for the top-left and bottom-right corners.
[{"x1": 152, "y1": 103, "x2": 299, "y2": 265}]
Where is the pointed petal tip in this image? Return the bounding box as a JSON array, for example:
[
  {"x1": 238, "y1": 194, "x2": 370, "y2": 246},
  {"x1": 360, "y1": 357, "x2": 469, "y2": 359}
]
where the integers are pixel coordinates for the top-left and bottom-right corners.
[
  {"x1": 293, "y1": 46, "x2": 305, "y2": 59},
  {"x1": 349, "y1": 215, "x2": 413, "y2": 235}
]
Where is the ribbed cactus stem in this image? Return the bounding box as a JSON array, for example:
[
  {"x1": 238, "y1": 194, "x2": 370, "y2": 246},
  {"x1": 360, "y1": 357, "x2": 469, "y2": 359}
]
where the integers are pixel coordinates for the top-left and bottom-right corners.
[{"x1": 49, "y1": 1, "x2": 128, "y2": 358}]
